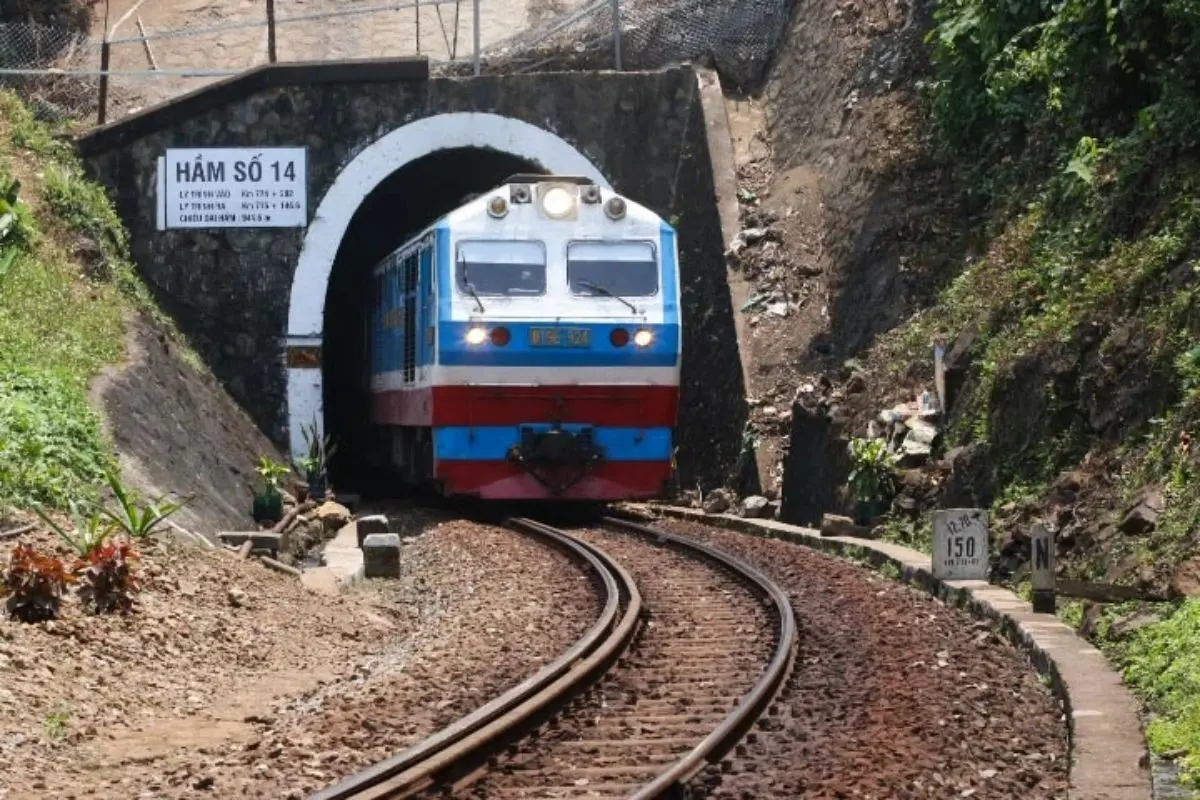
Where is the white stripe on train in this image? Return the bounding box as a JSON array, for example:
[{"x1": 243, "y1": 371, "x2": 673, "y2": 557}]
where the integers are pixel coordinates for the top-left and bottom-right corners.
[{"x1": 370, "y1": 365, "x2": 680, "y2": 391}]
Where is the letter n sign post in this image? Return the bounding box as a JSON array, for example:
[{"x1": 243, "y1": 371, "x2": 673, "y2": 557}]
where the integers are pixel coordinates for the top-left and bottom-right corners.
[{"x1": 1030, "y1": 523, "x2": 1055, "y2": 613}]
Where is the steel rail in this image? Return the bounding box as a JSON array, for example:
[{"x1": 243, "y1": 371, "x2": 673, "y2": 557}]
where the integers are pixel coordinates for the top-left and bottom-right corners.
[
  {"x1": 598, "y1": 514, "x2": 798, "y2": 799},
  {"x1": 308, "y1": 516, "x2": 641, "y2": 800}
]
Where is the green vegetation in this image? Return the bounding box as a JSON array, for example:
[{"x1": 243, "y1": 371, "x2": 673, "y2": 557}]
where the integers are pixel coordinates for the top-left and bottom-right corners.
[
  {"x1": 1122, "y1": 600, "x2": 1200, "y2": 785},
  {"x1": 0, "y1": 91, "x2": 199, "y2": 511},
  {"x1": 865, "y1": 0, "x2": 1200, "y2": 783}
]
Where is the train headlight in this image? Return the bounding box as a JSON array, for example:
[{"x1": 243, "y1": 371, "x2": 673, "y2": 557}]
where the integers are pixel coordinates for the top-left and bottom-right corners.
[
  {"x1": 541, "y1": 186, "x2": 576, "y2": 219},
  {"x1": 465, "y1": 326, "x2": 487, "y2": 345},
  {"x1": 633, "y1": 329, "x2": 654, "y2": 348}
]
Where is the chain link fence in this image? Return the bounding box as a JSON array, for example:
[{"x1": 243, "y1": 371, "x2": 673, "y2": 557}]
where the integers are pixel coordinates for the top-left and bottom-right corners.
[{"x1": 0, "y1": 0, "x2": 792, "y2": 124}]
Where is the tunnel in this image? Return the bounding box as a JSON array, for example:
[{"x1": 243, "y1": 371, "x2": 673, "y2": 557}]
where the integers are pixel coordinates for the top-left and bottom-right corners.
[{"x1": 321, "y1": 146, "x2": 542, "y2": 494}]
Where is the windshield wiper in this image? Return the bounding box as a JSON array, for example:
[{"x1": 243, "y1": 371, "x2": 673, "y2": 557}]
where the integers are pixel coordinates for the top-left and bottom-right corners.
[
  {"x1": 575, "y1": 279, "x2": 637, "y2": 314},
  {"x1": 458, "y1": 255, "x2": 486, "y2": 312}
]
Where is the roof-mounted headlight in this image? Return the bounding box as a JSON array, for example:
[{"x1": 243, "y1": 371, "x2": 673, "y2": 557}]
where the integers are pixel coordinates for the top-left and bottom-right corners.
[{"x1": 539, "y1": 184, "x2": 577, "y2": 219}]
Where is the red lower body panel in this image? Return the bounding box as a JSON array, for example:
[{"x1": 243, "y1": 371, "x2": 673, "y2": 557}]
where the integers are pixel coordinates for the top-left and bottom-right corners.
[
  {"x1": 435, "y1": 460, "x2": 671, "y2": 501},
  {"x1": 371, "y1": 384, "x2": 679, "y2": 427}
]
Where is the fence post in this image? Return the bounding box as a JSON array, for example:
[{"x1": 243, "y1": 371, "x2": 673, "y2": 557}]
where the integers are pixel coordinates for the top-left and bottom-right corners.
[
  {"x1": 267, "y1": 0, "x2": 278, "y2": 62},
  {"x1": 472, "y1": 0, "x2": 481, "y2": 75},
  {"x1": 97, "y1": 0, "x2": 112, "y2": 125},
  {"x1": 611, "y1": 0, "x2": 621, "y2": 70}
]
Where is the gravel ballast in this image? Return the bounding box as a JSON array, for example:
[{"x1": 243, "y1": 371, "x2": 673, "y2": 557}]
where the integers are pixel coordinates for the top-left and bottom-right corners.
[{"x1": 657, "y1": 518, "x2": 1070, "y2": 799}]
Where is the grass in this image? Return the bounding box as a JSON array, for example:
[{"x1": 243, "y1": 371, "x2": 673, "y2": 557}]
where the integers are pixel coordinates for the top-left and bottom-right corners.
[{"x1": 0, "y1": 90, "x2": 198, "y2": 511}]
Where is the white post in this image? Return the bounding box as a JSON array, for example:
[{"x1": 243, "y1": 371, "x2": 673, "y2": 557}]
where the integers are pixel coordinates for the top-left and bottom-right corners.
[
  {"x1": 931, "y1": 508, "x2": 989, "y2": 581},
  {"x1": 611, "y1": 0, "x2": 621, "y2": 70},
  {"x1": 472, "y1": 0, "x2": 481, "y2": 75}
]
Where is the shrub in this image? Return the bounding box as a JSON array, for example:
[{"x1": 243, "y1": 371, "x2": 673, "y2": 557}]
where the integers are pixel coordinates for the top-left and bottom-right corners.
[
  {"x1": 0, "y1": 544, "x2": 74, "y2": 622},
  {"x1": 847, "y1": 436, "x2": 899, "y2": 504},
  {"x1": 34, "y1": 501, "x2": 116, "y2": 558},
  {"x1": 75, "y1": 541, "x2": 140, "y2": 615},
  {"x1": 100, "y1": 470, "x2": 191, "y2": 542}
]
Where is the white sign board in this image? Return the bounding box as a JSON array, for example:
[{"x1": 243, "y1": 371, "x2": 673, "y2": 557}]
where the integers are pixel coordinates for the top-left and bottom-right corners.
[
  {"x1": 932, "y1": 508, "x2": 988, "y2": 580},
  {"x1": 157, "y1": 147, "x2": 307, "y2": 230}
]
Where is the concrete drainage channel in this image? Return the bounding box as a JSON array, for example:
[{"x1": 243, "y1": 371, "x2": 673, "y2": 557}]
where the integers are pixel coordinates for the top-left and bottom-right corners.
[{"x1": 304, "y1": 515, "x2": 796, "y2": 799}]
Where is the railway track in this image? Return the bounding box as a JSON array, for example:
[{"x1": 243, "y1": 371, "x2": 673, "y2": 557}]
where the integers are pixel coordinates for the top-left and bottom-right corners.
[{"x1": 310, "y1": 515, "x2": 796, "y2": 800}]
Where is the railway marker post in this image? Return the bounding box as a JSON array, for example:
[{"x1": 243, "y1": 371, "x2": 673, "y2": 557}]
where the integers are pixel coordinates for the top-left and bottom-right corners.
[
  {"x1": 1030, "y1": 523, "x2": 1055, "y2": 613},
  {"x1": 931, "y1": 509, "x2": 988, "y2": 581}
]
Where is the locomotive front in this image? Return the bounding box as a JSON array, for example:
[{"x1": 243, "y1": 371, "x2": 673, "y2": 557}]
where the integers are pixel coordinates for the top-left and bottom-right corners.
[{"x1": 431, "y1": 176, "x2": 681, "y2": 501}]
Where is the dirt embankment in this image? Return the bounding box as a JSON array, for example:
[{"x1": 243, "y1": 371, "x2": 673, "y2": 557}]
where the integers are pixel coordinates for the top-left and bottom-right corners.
[
  {"x1": 89, "y1": 311, "x2": 286, "y2": 537},
  {"x1": 690, "y1": 0, "x2": 960, "y2": 509}
]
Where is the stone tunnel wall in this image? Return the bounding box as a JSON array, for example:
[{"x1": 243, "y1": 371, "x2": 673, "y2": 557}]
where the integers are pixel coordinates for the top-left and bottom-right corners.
[{"x1": 77, "y1": 62, "x2": 747, "y2": 490}]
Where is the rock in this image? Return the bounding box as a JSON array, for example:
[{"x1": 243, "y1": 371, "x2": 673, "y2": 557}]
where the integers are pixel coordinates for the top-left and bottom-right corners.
[
  {"x1": 1119, "y1": 488, "x2": 1163, "y2": 535},
  {"x1": 899, "y1": 436, "x2": 933, "y2": 466},
  {"x1": 1170, "y1": 557, "x2": 1200, "y2": 597},
  {"x1": 904, "y1": 417, "x2": 938, "y2": 445},
  {"x1": 942, "y1": 326, "x2": 978, "y2": 412},
  {"x1": 942, "y1": 441, "x2": 995, "y2": 508},
  {"x1": 844, "y1": 373, "x2": 867, "y2": 394},
  {"x1": 819, "y1": 513, "x2": 872, "y2": 538},
  {"x1": 315, "y1": 502, "x2": 351, "y2": 534},
  {"x1": 766, "y1": 302, "x2": 789, "y2": 317},
  {"x1": 227, "y1": 587, "x2": 247, "y2": 608},
  {"x1": 362, "y1": 534, "x2": 402, "y2": 579},
  {"x1": 355, "y1": 515, "x2": 389, "y2": 548},
  {"x1": 741, "y1": 496, "x2": 771, "y2": 518},
  {"x1": 702, "y1": 489, "x2": 733, "y2": 515},
  {"x1": 1108, "y1": 611, "x2": 1161, "y2": 640}
]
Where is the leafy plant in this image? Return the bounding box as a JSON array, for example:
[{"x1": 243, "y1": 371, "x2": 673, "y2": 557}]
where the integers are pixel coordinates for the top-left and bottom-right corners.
[
  {"x1": 0, "y1": 544, "x2": 74, "y2": 622},
  {"x1": 299, "y1": 418, "x2": 336, "y2": 479},
  {"x1": 75, "y1": 541, "x2": 140, "y2": 615},
  {"x1": 34, "y1": 501, "x2": 116, "y2": 558},
  {"x1": 43, "y1": 707, "x2": 70, "y2": 740},
  {"x1": 100, "y1": 469, "x2": 191, "y2": 541},
  {"x1": 847, "y1": 437, "x2": 899, "y2": 504},
  {"x1": 254, "y1": 456, "x2": 290, "y2": 494}
]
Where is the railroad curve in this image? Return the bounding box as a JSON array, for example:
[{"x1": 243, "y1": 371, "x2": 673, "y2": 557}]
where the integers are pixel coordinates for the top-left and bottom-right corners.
[{"x1": 310, "y1": 516, "x2": 796, "y2": 800}]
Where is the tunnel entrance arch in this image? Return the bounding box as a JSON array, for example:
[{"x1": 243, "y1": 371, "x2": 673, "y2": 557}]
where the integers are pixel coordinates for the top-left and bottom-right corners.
[{"x1": 284, "y1": 112, "x2": 611, "y2": 475}]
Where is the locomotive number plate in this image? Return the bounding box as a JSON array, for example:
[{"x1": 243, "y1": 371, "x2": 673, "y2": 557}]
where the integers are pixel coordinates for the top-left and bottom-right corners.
[{"x1": 529, "y1": 327, "x2": 590, "y2": 348}]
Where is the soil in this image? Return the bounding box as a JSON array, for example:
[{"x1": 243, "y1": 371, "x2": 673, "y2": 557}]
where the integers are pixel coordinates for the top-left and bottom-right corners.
[
  {"x1": 655, "y1": 518, "x2": 1070, "y2": 799},
  {"x1": 0, "y1": 516, "x2": 598, "y2": 799},
  {"x1": 89, "y1": 311, "x2": 287, "y2": 537}
]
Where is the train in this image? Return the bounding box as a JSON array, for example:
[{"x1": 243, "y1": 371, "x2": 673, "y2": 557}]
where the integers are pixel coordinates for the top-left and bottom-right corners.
[{"x1": 366, "y1": 174, "x2": 682, "y2": 501}]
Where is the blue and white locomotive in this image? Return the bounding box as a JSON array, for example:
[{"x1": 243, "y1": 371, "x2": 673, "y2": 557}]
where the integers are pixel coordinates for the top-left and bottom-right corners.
[{"x1": 367, "y1": 175, "x2": 682, "y2": 500}]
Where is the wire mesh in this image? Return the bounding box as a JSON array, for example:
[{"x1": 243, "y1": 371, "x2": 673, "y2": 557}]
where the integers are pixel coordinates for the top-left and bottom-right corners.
[{"x1": 0, "y1": 0, "x2": 793, "y2": 124}]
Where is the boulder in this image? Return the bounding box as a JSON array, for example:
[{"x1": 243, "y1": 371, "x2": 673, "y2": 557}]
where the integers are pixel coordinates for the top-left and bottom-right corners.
[
  {"x1": 315, "y1": 501, "x2": 351, "y2": 534},
  {"x1": 1119, "y1": 488, "x2": 1164, "y2": 536},
  {"x1": 702, "y1": 488, "x2": 733, "y2": 515},
  {"x1": 1171, "y1": 557, "x2": 1200, "y2": 597},
  {"x1": 741, "y1": 495, "x2": 771, "y2": 518},
  {"x1": 819, "y1": 513, "x2": 872, "y2": 538}
]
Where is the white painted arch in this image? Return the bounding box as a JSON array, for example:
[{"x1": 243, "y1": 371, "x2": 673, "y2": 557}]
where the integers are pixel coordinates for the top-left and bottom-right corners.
[{"x1": 284, "y1": 112, "x2": 611, "y2": 462}]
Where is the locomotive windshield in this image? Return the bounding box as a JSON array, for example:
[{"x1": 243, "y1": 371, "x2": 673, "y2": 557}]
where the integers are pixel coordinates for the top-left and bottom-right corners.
[
  {"x1": 567, "y1": 241, "x2": 659, "y2": 297},
  {"x1": 456, "y1": 240, "x2": 546, "y2": 296}
]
